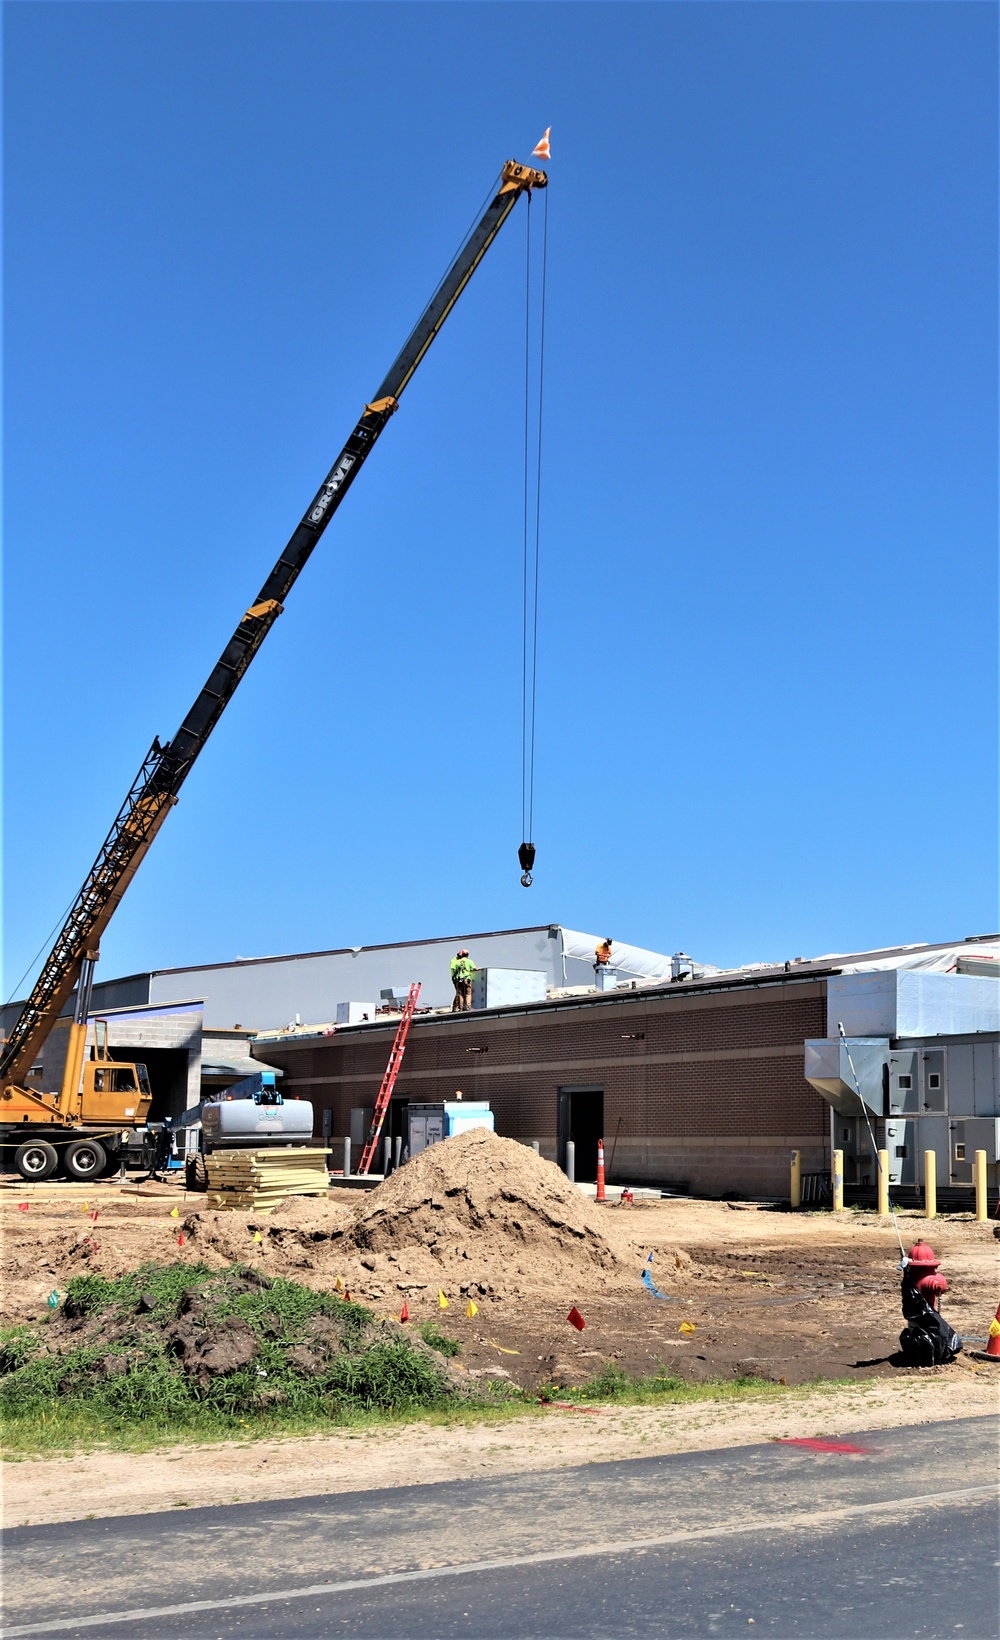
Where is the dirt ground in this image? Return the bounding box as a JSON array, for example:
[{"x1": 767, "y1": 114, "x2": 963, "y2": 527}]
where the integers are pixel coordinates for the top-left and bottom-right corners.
[
  {"x1": 3, "y1": 1144, "x2": 998, "y2": 1391},
  {"x1": 3, "y1": 1135, "x2": 998, "y2": 1531}
]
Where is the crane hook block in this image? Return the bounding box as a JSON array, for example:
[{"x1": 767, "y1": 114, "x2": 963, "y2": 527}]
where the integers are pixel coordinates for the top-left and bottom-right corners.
[{"x1": 518, "y1": 842, "x2": 536, "y2": 888}]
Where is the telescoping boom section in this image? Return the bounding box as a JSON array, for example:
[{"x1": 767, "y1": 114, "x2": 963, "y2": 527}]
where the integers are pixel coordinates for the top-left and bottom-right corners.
[{"x1": 1, "y1": 159, "x2": 547, "y2": 1103}]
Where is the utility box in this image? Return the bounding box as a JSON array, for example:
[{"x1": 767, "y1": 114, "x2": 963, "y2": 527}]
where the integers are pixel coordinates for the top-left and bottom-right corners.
[
  {"x1": 407, "y1": 1100, "x2": 494, "y2": 1158},
  {"x1": 595, "y1": 967, "x2": 625, "y2": 993},
  {"x1": 471, "y1": 969, "x2": 546, "y2": 1010},
  {"x1": 954, "y1": 1117, "x2": 1000, "y2": 1166},
  {"x1": 346, "y1": 1106, "x2": 374, "y2": 1174},
  {"x1": 336, "y1": 1001, "x2": 379, "y2": 1026}
]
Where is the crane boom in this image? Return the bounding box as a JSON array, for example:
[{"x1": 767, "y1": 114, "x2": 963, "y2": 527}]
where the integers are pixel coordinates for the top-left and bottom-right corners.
[{"x1": 2, "y1": 158, "x2": 546, "y2": 1091}]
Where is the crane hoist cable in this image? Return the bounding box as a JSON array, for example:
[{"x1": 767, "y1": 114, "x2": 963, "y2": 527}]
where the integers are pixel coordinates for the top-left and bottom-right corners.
[{"x1": 518, "y1": 182, "x2": 548, "y2": 888}]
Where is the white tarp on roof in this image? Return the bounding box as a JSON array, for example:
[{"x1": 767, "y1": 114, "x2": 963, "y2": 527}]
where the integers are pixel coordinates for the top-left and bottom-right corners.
[
  {"x1": 559, "y1": 930, "x2": 718, "y2": 985},
  {"x1": 832, "y1": 943, "x2": 1000, "y2": 977}
]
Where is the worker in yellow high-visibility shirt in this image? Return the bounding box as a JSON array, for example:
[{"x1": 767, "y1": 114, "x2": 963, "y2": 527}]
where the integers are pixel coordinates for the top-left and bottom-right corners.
[{"x1": 450, "y1": 949, "x2": 476, "y2": 1012}]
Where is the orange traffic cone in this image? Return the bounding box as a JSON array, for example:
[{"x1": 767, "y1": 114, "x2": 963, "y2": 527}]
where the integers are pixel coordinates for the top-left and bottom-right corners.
[{"x1": 596, "y1": 1139, "x2": 606, "y2": 1203}]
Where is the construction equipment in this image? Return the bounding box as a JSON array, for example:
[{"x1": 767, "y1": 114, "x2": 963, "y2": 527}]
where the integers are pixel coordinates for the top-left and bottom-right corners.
[
  {"x1": 359, "y1": 982, "x2": 421, "y2": 1174},
  {"x1": 173, "y1": 1072, "x2": 315, "y2": 1189},
  {"x1": 1, "y1": 159, "x2": 547, "y2": 1181}
]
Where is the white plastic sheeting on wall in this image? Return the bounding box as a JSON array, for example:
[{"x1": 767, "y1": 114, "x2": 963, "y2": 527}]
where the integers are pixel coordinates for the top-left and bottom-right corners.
[{"x1": 829, "y1": 969, "x2": 1000, "y2": 1039}]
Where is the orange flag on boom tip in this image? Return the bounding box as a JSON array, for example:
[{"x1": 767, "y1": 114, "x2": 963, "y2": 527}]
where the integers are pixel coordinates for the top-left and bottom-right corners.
[{"x1": 532, "y1": 127, "x2": 551, "y2": 161}]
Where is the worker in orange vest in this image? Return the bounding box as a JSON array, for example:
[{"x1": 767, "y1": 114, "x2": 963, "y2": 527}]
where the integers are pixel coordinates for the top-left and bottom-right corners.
[{"x1": 594, "y1": 937, "x2": 613, "y2": 974}]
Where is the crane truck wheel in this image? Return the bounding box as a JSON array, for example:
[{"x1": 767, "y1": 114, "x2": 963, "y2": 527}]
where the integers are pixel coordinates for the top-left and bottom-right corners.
[
  {"x1": 64, "y1": 1139, "x2": 107, "y2": 1180},
  {"x1": 14, "y1": 1139, "x2": 58, "y2": 1181}
]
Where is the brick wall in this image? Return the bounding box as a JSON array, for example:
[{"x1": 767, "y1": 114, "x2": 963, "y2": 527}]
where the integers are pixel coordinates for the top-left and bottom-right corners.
[{"x1": 261, "y1": 977, "x2": 829, "y2": 1195}]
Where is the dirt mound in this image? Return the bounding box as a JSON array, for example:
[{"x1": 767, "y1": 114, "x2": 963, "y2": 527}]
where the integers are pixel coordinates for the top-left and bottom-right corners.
[
  {"x1": 183, "y1": 1131, "x2": 635, "y2": 1303},
  {"x1": 347, "y1": 1129, "x2": 626, "y2": 1274},
  {"x1": 0, "y1": 1264, "x2": 471, "y2": 1434}
]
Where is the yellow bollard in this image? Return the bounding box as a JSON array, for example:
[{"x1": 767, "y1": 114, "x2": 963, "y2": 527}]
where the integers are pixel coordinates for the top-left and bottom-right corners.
[
  {"x1": 832, "y1": 1149, "x2": 844, "y2": 1212},
  {"x1": 790, "y1": 1149, "x2": 802, "y2": 1209},
  {"x1": 924, "y1": 1148, "x2": 937, "y2": 1220},
  {"x1": 877, "y1": 1150, "x2": 889, "y2": 1216},
  {"x1": 974, "y1": 1150, "x2": 988, "y2": 1221}
]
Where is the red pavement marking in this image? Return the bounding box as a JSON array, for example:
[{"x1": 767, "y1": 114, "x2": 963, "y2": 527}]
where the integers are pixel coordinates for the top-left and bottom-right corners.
[{"x1": 777, "y1": 1438, "x2": 870, "y2": 1454}]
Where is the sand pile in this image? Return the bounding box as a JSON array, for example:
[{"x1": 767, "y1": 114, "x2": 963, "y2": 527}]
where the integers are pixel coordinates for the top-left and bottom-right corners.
[
  {"x1": 347, "y1": 1129, "x2": 628, "y2": 1275},
  {"x1": 186, "y1": 1130, "x2": 637, "y2": 1302}
]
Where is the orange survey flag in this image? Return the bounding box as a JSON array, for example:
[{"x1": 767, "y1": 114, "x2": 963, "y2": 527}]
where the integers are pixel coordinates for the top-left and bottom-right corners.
[{"x1": 533, "y1": 127, "x2": 551, "y2": 161}]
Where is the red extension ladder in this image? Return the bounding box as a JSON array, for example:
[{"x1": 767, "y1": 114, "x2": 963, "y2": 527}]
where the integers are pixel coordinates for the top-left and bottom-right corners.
[{"x1": 358, "y1": 981, "x2": 421, "y2": 1175}]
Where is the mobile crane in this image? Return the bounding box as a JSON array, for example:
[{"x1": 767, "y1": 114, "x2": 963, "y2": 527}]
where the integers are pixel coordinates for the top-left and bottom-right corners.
[{"x1": 1, "y1": 158, "x2": 548, "y2": 1182}]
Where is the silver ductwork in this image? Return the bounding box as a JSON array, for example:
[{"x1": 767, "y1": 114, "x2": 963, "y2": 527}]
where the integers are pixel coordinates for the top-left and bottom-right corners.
[{"x1": 804, "y1": 1037, "x2": 889, "y2": 1117}]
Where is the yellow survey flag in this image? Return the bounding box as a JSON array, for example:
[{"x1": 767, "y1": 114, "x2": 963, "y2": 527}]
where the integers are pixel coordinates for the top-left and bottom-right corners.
[
  {"x1": 80, "y1": 1202, "x2": 89, "y2": 1214},
  {"x1": 486, "y1": 1339, "x2": 521, "y2": 1356},
  {"x1": 253, "y1": 1231, "x2": 263, "y2": 1244},
  {"x1": 466, "y1": 1299, "x2": 478, "y2": 1319},
  {"x1": 169, "y1": 1207, "x2": 179, "y2": 1218},
  {"x1": 679, "y1": 1321, "x2": 697, "y2": 1336},
  {"x1": 438, "y1": 1291, "x2": 449, "y2": 1310},
  {"x1": 335, "y1": 1276, "x2": 344, "y2": 1291}
]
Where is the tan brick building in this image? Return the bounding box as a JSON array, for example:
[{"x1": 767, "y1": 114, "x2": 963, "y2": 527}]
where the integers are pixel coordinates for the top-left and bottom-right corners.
[{"x1": 256, "y1": 970, "x2": 830, "y2": 1196}]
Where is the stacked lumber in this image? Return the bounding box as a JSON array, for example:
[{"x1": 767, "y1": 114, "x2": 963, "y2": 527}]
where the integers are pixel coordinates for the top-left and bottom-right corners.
[{"x1": 205, "y1": 1147, "x2": 330, "y2": 1210}]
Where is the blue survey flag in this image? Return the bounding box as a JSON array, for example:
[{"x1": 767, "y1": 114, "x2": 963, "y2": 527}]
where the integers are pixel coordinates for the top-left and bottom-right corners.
[{"x1": 641, "y1": 1268, "x2": 670, "y2": 1300}]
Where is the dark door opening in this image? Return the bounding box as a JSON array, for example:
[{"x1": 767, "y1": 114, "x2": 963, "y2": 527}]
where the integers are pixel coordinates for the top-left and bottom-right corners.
[
  {"x1": 557, "y1": 1086, "x2": 604, "y2": 1183},
  {"x1": 388, "y1": 1098, "x2": 409, "y2": 1146}
]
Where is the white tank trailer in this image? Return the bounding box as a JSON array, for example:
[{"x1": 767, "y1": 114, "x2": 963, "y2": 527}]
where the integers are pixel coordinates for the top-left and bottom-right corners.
[{"x1": 174, "y1": 1071, "x2": 315, "y2": 1188}]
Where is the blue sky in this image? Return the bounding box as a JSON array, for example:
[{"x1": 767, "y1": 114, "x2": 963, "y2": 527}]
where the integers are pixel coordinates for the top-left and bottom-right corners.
[{"x1": 4, "y1": 2, "x2": 996, "y2": 996}]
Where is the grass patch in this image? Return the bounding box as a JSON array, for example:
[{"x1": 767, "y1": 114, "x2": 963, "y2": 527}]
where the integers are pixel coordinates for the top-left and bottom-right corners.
[
  {"x1": 0, "y1": 1264, "x2": 874, "y2": 1457},
  {"x1": 539, "y1": 1365, "x2": 785, "y2": 1406},
  {"x1": 417, "y1": 1321, "x2": 462, "y2": 1358},
  {"x1": 0, "y1": 1264, "x2": 465, "y2": 1455}
]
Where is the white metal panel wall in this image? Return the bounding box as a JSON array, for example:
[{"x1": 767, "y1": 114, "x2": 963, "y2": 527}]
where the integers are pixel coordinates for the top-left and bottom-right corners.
[{"x1": 149, "y1": 929, "x2": 567, "y2": 1028}]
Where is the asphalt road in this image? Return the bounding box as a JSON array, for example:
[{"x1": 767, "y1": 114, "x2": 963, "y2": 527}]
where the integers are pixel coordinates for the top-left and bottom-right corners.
[{"x1": 2, "y1": 1416, "x2": 997, "y2": 1640}]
